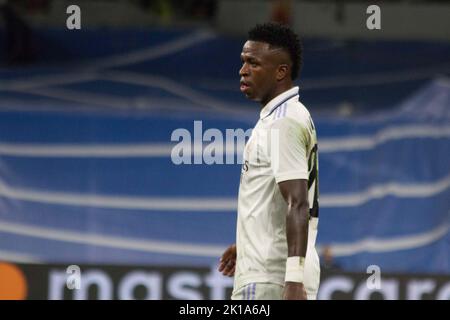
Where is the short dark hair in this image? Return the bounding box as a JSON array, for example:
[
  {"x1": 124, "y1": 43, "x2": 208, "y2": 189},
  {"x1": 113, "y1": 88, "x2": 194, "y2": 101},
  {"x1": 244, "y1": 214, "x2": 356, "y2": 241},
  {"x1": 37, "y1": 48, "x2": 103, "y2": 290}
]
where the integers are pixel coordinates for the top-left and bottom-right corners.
[{"x1": 247, "y1": 22, "x2": 303, "y2": 80}]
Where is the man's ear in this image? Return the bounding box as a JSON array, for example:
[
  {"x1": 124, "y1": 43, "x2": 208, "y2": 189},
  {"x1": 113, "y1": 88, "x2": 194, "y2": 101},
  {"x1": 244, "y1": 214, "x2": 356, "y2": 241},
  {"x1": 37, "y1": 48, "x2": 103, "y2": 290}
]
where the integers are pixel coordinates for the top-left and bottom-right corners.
[{"x1": 276, "y1": 64, "x2": 289, "y2": 81}]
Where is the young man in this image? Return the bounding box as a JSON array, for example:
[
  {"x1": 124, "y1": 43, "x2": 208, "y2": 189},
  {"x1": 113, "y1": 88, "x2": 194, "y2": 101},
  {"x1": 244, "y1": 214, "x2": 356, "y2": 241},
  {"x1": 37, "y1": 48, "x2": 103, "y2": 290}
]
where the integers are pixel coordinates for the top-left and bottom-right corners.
[{"x1": 218, "y1": 23, "x2": 320, "y2": 300}]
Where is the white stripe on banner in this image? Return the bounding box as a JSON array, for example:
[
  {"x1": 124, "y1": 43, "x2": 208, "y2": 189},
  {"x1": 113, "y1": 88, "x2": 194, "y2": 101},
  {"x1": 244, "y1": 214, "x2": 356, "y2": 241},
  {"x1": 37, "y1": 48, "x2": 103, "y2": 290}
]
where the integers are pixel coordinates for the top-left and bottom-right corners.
[
  {"x1": 321, "y1": 223, "x2": 450, "y2": 257},
  {"x1": 0, "y1": 220, "x2": 447, "y2": 258},
  {"x1": 14, "y1": 87, "x2": 132, "y2": 110},
  {"x1": 2, "y1": 73, "x2": 99, "y2": 91},
  {"x1": 0, "y1": 221, "x2": 224, "y2": 257},
  {"x1": 0, "y1": 178, "x2": 236, "y2": 211},
  {"x1": 102, "y1": 71, "x2": 241, "y2": 114},
  {"x1": 301, "y1": 64, "x2": 450, "y2": 90},
  {"x1": 321, "y1": 174, "x2": 450, "y2": 207},
  {"x1": 0, "y1": 174, "x2": 449, "y2": 210},
  {"x1": 0, "y1": 125, "x2": 448, "y2": 157},
  {"x1": 0, "y1": 249, "x2": 43, "y2": 264},
  {"x1": 87, "y1": 30, "x2": 216, "y2": 70},
  {"x1": 319, "y1": 125, "x2": 450, "y2": 153},
  {"x1": 0, "y1": 143, "x2": 174, "y2": 158}
]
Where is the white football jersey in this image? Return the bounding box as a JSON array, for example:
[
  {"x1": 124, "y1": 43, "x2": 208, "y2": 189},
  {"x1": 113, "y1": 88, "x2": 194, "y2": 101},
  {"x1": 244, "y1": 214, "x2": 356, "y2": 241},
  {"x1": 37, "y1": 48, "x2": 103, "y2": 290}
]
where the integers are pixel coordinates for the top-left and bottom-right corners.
[{"x1": 233, "y1": 86, "x2": 320, "y2": 292}]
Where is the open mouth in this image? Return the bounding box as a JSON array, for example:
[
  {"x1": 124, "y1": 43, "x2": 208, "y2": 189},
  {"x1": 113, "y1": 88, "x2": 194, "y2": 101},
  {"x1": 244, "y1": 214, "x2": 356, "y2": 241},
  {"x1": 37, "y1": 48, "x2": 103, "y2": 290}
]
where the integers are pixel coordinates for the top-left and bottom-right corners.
[{"x1": 240, "y1": 81, "x2": 251, "y2": 93}]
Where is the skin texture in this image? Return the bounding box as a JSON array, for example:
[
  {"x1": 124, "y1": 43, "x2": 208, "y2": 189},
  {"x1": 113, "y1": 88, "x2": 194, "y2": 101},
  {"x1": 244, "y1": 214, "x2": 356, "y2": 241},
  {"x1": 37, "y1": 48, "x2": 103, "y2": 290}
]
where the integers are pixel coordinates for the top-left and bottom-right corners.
[
  {"x1": 218, "y1": 244, "x2": 236, "y2": 277},
  {"x1": 239, "y1": 41, "x2": 292, "y2": 106},
  {"x1": 219, "y1": 40, "x2": 308, "y2": 300},
  {"x1": 278, "y1": 179, "x2": 309, "y2": 300}
]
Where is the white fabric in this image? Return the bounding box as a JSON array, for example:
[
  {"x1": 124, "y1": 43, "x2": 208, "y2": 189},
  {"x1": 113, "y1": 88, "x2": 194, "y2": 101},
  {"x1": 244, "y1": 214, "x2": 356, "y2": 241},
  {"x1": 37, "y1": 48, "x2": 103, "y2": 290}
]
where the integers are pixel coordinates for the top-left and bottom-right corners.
[
  {"x1": 285, "y1": 256, "x2": 305, "y2": 283},
  {"x1": 233, "y1": 87, "x2": 320, "y2": 298}
]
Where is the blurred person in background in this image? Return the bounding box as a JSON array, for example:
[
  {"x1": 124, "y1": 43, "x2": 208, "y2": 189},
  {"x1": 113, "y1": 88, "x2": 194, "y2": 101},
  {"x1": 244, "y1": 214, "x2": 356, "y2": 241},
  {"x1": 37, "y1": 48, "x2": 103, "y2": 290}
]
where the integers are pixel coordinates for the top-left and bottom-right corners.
[
  {"x1": 271, "y1": 0, "x2": 293, "y2": 26},
  {"x1": 139, "y1": 0, "x2": 174, "y2": 24},
  {"x1": 0, "y1": 0, "x2": 35, "y2": 65},
  {"x1": 219, "y1": 22, "x2": 321, "y2": 300},
  {"x1": 320, "y1": 245, "x2": 341, "y2": 272}
]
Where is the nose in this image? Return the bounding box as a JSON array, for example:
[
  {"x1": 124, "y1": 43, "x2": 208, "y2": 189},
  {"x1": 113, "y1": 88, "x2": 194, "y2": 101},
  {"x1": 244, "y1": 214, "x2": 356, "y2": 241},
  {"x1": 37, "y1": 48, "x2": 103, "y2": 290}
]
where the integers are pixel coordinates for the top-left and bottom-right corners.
[{"x1": 239, "y1": 63, "x2": 249, "y2": 77}]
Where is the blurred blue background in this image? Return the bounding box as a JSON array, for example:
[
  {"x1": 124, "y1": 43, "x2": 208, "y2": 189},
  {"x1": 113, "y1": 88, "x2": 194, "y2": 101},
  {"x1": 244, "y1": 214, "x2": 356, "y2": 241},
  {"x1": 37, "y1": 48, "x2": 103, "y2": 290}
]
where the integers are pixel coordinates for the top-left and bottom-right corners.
[{"x1": 0, "y1": 0, "x2": 449, "y2": 283}]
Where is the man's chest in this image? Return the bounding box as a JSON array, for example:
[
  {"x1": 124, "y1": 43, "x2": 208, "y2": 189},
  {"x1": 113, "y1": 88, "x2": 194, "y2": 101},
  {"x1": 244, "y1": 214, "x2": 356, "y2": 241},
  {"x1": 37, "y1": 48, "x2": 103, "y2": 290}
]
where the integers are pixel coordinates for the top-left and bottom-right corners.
[{"x1": 241, "y1": 121, "x2": 273, "y2": 177}]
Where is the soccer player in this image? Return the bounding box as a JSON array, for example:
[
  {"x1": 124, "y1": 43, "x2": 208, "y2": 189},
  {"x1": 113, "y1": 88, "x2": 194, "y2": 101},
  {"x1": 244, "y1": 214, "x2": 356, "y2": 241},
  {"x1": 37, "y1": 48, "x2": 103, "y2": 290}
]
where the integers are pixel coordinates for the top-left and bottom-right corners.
[{"x1": 218, "y1": 23, "x2": 320, "y2": 300}]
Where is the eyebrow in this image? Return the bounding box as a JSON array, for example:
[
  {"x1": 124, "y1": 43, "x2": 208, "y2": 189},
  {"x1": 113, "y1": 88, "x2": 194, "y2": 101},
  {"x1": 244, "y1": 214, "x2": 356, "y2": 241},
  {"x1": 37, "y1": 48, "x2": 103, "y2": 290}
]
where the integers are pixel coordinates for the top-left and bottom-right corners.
[
  {"x1": 240, "y1": 53, "x2": 259, "y2": 62},
  {"x1": 241, "y1": 46, "x2": 285, "y2": 61},
  {"x1": 267, "y1": 47, "x2": 285, "y2": 53}
]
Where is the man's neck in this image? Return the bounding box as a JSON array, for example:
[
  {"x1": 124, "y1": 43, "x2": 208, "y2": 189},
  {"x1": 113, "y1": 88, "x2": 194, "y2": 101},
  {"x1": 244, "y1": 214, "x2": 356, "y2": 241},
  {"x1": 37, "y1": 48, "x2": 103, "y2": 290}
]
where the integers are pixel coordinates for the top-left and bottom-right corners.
[{"x1": 260, "y1": 83, "x2": 294, "y2": 107}]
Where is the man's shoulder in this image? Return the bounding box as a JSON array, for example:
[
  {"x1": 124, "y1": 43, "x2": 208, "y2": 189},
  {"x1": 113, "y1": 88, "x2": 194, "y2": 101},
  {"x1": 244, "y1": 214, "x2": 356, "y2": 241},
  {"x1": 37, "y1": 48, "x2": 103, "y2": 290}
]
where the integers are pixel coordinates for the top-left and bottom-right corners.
[
  {"x1": 270, "y1": 100, "x2": 312, "y2": 129},
  {"x1": 288, "y1": 99, "x2": 311, "y2": 120}
]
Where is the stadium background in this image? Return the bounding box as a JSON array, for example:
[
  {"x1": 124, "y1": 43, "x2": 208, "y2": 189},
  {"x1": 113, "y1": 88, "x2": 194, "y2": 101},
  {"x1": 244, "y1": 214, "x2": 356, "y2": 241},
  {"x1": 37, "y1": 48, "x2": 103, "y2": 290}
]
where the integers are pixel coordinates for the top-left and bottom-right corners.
[{"x1": 0, "y1": 0, "x2": 449, "y2": 300}]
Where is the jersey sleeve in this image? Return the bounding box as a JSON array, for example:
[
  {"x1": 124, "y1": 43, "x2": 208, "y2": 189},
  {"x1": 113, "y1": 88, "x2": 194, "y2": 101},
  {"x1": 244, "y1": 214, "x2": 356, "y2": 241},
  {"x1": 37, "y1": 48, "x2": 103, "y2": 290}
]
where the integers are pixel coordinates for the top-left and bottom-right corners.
[{"x1": 270, "y1": 117, "x2": 310, "y2": 183}]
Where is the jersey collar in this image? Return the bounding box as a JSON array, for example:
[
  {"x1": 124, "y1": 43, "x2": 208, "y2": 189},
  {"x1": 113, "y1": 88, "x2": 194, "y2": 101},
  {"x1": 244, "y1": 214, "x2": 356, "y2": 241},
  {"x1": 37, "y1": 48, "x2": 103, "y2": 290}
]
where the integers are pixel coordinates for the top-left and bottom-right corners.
[{"x1": 259, "y1": 86, "x2": 299, "y2": 119}]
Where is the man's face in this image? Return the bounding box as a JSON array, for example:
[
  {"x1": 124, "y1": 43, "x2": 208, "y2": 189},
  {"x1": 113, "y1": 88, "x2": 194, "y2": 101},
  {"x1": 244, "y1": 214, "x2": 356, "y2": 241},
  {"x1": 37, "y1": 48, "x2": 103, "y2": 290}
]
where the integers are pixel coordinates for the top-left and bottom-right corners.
[{"x1": 239, "y1": 41, "x2": 280, "y2": 104}]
